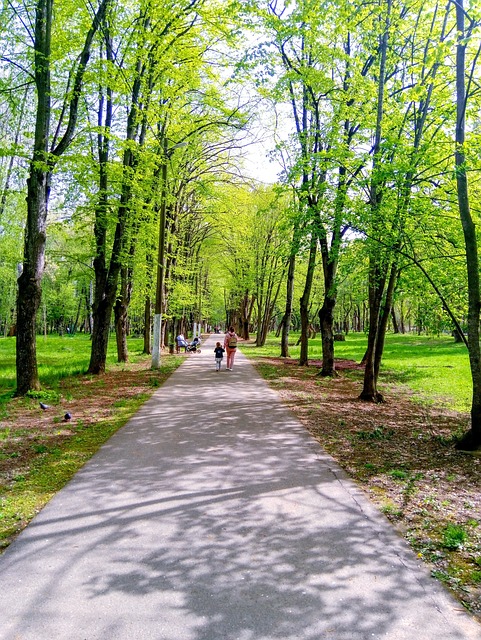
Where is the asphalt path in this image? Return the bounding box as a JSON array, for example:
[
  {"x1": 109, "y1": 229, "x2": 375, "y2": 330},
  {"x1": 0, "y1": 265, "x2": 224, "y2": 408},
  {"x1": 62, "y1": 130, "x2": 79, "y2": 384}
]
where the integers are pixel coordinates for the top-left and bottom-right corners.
[{"x1": 0, "y1": 335, "x2": 480, "y2": 640}]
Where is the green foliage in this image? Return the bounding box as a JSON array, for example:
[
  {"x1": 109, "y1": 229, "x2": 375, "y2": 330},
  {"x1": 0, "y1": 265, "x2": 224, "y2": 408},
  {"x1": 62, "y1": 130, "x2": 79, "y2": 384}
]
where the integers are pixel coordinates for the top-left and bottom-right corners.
[
  {"x1": 442, "y1": 525, "x2": 468, "y2": 551},
  {"x1": 356, "y1": 426, "x2": 394, "y2": 441},
  {"x1": 389, "y1": 469, "x2": 409, "y2": 480}
]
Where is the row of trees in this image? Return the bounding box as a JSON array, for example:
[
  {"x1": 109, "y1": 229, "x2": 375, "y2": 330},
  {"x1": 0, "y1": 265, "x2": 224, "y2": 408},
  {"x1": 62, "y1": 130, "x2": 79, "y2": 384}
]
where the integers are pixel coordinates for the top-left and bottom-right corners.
[
  {"x1": 1, "y1": 0, "x2": 254, "y2": 387},
  {"x1": 1, "y1": 0, "x2": 481, "y2": 448},
  {"x1": 233, "y1": 0, "x2": 481, "y2": 448}
]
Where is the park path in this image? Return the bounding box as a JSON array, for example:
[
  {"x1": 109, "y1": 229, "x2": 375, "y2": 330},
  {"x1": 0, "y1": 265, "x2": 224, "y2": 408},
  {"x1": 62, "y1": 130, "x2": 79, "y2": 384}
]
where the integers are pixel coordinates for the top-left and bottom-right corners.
[{"x1": 0, "y1": 335, "x2": 479, "y2": 640}]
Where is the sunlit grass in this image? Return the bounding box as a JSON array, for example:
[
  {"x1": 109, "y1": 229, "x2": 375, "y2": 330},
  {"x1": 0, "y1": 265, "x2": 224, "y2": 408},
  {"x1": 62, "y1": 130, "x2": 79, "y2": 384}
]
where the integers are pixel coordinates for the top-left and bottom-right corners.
[
  {"x1": 0, "y1": 335, "x2": 183, "y2": 550},
  {"x1": 242, "y1": 332, "x2": 471, "y2": 412},
  {"x1": 0, "y1": 334, "x2": 146, "y2": 403}
]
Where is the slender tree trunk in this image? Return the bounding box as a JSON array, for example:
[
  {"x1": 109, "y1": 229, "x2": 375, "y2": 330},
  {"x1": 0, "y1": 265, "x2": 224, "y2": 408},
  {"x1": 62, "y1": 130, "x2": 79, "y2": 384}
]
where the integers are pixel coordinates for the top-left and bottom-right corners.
[
  {"x1": 391, "y1": 306, "x2": 399, "y2": 333},
  {"x1": 454, "y1": 0, "x2": 481, "y2": 450},
  {"x1": 114, "y1": 265, "x2": 132, "y2": 362},
  {"x1": 72, "y1": 294, "x2": 82, "y2": 333},
  {"x1": 281, "y1": 249, "x2": 296, "y2": 358},
  {"x1": 318, "y1": 294, "x2": 336, "y2": 376},
  {"x1": 89, "y1": 30, "x2": 142, "y2": 373},
  {"x1": 16, "y1": 0, "x2": 109, "y2": 393},
  {"x1": 299, "y1": 229, "x2": 317, "y2": 366},
  {"x1": 373, "y1": 263, "x2": 398, "y2": 382},
  {"x1": 360, "y1": 263, "x2": 386, "y2": 400},
  {"x1": 16, "y1": 0, "x2": 53, "y2": 395},
  {"x1": 359, "y1": 0, "x2": 391, "y2": 402},
  {"x1": 318, "y1": 230, "x2": 339, "y2": 377},
  {"x1": 89, "y1": 296, "x2": 114, "y2": 374},
  {"x1": 240, "y1": 291, "x2": 254, "y2": 340}
]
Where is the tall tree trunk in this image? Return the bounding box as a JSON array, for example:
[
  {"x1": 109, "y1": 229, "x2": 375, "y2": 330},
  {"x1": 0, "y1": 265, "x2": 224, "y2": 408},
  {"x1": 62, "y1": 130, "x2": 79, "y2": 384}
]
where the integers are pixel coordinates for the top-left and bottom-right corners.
[
  {"x1": 373, "y1": 263, "x2": 398, "y2": 382},
  {"x1": 114, "y1": 265, "x2": 133, "y2": 362},
  {"x1": 359, "y1": 0, "x2": 391, "y2": 402},
  {"x1": 318, "y1": 294, "x2": 336, "y2": 377},
  {"x1": 16, "y1": 0, "x2": 52, "y2": 395},
  {"x1": 454, "y1": 0, "x2": 481, "y2": 450},
  {"x1": 391, "y1": 306, "x2": 399, "y2": 334},
  {"x1": 89, "y1": 29, "x2": 142, "y2": 374},
  {"x1": 16, "y1": 0, "x2": 109, "y2": 393},
  {"x1": 318, "y1": 223, "x2": 341, "y2": 377},
  {"x1": 280, "y1": 249, "x2": 296, "y2": 358},
  {"x1": 299, "y1": 228, "x2": 317, "y2": 366},
  {"x1": 240, "y1": 291, "x2": 254, "y2": 340}
]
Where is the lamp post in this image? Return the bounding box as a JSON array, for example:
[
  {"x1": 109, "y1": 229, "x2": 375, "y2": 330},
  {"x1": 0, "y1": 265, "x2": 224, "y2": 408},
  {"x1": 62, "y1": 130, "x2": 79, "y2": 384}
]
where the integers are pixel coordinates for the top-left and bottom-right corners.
[{"x1": 151, "y1": 138, "x2": 186, "y2": 369}]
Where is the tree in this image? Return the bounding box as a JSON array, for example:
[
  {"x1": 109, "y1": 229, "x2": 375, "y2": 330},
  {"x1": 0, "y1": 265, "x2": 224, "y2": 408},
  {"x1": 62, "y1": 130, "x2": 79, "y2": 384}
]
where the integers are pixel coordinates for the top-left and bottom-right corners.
[
  {"x1": 15, "y1": 0, "x2": 110, "y2": 393},
  {"x1": 87, "y1": 0, "x2": 206, "y2": 374},
  {"x1": 453, "y1": 0, "x2": 481, "y2": 450}
]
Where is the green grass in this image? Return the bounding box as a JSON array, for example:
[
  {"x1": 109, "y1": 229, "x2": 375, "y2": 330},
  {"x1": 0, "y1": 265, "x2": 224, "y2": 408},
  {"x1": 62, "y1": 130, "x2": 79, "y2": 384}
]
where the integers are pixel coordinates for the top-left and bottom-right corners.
[
  {"x1": 242, "y1": 332, "x2": 471, "y2": 412},
  {"x1": 0, "y1": 334, "x2": 146, "y2": 405},
  {"x1": 0, "y1": 390, "x2": 152, "y2": 549},
  {"x1": 0, "y1": 336, "x2": 183, "y2": 550},
  {"x1": 442, "y1": 524, "x2": 468, "y2": 550}
]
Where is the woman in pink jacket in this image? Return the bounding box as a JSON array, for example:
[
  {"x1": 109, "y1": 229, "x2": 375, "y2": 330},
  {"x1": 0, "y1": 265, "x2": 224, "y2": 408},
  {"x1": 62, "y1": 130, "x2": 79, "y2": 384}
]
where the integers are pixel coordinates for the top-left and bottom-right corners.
[{"x1": 223, "y1": 326, "x2": 238, "y2": 370}]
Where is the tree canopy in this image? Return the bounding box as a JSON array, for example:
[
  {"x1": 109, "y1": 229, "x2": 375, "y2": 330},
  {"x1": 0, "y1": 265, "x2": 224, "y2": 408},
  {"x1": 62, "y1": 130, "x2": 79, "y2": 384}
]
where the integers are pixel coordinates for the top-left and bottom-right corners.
[{"x1": 2, "y1": 0, "x2": 481, "y2": 445}]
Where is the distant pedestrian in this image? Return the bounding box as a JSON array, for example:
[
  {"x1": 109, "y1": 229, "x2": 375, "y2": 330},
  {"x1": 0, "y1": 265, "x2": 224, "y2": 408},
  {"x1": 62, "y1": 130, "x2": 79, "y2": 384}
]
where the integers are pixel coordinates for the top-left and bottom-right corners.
[
  {"x1": 214, "y1": 342, "x2": 225, "y2": 371},
  {"x1": 224, "y1": 326, "x2": 238, "y2": 370}
]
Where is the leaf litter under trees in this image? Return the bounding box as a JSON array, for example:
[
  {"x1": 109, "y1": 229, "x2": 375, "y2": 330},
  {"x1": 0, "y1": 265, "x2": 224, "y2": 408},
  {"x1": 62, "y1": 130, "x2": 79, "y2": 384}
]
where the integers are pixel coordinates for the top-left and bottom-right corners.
[{"x1": 251, "y1": 354, "x2": 481, "y2": 620}]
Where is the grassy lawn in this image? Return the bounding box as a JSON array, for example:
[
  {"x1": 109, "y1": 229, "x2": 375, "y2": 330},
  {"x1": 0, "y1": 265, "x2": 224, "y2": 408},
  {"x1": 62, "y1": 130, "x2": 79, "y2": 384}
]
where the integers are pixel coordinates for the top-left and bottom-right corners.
[
  {"x1": 0, "y1": 334, "x2": 147, "y2": 402},
  {"x1": 0, "y1": 334, "x2": 184, "y2": 550},
  {"x1": 244, "y1": 332, "x2": 472, "y2": 411}
]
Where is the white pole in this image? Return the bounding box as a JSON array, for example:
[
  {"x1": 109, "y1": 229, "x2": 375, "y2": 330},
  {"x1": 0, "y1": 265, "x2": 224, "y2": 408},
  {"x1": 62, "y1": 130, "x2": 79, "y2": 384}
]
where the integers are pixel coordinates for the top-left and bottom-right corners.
[{"x1": 152, "y1": 313, "x2": 162, "y2": 368}]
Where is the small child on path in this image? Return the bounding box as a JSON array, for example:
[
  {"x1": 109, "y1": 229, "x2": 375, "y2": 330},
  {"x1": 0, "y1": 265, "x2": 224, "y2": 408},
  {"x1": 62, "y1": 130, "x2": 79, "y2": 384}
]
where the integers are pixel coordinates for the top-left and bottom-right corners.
[{"x1": 214, "y1": 342, "x2": 225, "y2": 371}]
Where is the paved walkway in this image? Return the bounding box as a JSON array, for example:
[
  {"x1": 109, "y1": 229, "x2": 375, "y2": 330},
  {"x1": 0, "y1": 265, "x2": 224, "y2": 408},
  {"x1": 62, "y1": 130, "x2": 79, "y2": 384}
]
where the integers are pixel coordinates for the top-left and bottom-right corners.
[{"x1": 0, "y1": 335, "x2": 480, "y2": 640}]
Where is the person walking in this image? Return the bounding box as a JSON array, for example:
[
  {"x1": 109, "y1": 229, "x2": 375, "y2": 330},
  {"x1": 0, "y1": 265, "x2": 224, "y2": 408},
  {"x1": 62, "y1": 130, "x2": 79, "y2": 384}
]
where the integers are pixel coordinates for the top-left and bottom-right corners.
[
  {"x1": 214, "y1": 342, "x2": 225, "y2": 371},
  {"x1": 224, "y1": 326, "x2": 238, "y2": 370}
]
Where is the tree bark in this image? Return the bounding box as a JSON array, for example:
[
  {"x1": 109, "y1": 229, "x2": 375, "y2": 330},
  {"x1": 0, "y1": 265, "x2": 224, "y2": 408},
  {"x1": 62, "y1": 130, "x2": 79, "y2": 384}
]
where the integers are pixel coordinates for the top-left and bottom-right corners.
[
  {"x1": 114, "y1": 265, "x2": 132, "y2": 362},
  {"x1": 359, "y1": 0, "x2": 391, "y2": 403},
  {"x1": 373, "y1": 263, "x2": 398, "y2": 383},
  {"x1": 391, "y1": 306, "x2": 399, "y2": 333},
  {"x1": 16, "y1": 0, "x2": 52, "y2": 395},
  {"x1": 318, "y1": 294, "x2": 336, "y2": 377},
  {"x1": 280, "y1": 248, "x2": 296, "y2": 358},
  {"x1": 16, "y1": 0, "x2": 109, "y2": 393},
  {"x1": 318, "y1": 222, "x2": 341, "y2": 377},
  {"x1": 299, "y1": 227, "x2": 317, "y2": 366},
  {"x1": 88, "y1": 27, "x2": 143, "y2": 374},
  {"x1": 454, "y1": 0, "x2": 481, "y2": 450}
]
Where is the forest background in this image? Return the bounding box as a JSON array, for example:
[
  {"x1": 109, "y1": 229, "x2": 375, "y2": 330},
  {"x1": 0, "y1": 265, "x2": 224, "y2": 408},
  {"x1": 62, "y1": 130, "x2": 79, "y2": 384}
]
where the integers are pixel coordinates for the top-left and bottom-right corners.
[{"x1": 1, "y1": 0, "x2": 481, "y2": 617}]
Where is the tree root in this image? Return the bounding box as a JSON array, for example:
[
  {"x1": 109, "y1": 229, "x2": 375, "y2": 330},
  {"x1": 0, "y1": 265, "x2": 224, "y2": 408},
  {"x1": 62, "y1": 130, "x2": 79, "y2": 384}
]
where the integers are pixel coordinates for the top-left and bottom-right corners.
[
  {"x1": 358, "y1": 391, "x2": 385, "y2": 403},
  {"x1": 455, "y1": 430, "x2": 481, "y2": 452}
]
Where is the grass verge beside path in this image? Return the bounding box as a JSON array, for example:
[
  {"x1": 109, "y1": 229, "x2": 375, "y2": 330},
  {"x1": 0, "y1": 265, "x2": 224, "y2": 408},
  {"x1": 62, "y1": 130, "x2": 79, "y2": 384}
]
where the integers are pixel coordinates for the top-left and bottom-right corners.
[
  {"x1": 0, "y1": 335, "x2": 185, "y2": 551},
  {"x1": 242, "y1": 333, "x2": 481, "y2": 622}
]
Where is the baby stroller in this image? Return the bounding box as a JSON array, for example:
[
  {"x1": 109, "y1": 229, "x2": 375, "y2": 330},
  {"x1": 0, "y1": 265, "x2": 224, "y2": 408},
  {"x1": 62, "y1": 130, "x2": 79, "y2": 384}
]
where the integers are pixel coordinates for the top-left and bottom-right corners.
[{"x1": 186, "y1": 337, "x2": 201, "y2": 353}]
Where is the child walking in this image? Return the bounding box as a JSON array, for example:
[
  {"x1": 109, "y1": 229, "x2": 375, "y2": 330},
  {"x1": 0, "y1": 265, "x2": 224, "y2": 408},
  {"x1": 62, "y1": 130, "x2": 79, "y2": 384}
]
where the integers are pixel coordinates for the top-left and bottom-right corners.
[{"x1": 214, "y1": 342, "x2": 225, "y2": 371}]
